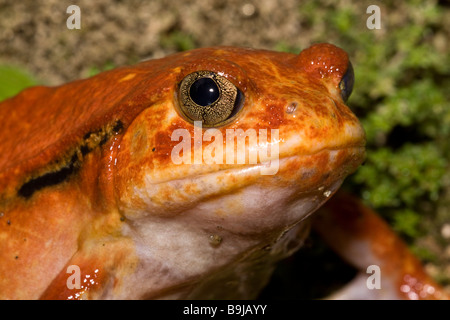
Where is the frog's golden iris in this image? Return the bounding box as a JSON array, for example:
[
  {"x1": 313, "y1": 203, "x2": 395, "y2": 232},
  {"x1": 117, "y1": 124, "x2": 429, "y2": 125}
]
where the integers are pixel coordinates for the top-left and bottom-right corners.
[{"x1": 178, "y1": 71, "x2": 244, "y2": 127}]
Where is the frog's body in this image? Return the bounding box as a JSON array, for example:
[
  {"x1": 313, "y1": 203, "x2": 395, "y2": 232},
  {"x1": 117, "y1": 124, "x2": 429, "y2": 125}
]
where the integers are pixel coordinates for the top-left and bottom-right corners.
[{"x1": 0, "y1": 44, "x2": 446, "y2": 299}]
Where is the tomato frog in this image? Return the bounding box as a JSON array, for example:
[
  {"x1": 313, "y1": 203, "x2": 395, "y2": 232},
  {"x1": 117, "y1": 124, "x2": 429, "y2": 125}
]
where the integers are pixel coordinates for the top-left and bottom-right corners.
[{"x1": 0, "y1": 44, "x2": 447, "y2": 299}]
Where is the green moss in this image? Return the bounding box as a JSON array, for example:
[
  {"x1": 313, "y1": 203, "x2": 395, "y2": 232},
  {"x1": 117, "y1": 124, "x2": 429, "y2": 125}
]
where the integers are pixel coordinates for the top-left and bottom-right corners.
[{"x1": 356, "y1": 143, "x2": 446, "y2": 205}]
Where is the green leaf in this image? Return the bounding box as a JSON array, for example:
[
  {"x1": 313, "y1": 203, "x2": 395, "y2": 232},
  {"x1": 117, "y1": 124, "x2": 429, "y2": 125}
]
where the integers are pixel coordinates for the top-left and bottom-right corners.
[{"x1": 0, "y1": 65, "x2": 38, "y2": 101}]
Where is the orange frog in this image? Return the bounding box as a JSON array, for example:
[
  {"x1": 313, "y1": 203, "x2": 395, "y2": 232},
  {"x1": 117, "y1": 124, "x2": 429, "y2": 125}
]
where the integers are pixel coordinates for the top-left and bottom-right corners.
[{"x1": 0, "y1": 44, "x2": 446, "y2": 299}]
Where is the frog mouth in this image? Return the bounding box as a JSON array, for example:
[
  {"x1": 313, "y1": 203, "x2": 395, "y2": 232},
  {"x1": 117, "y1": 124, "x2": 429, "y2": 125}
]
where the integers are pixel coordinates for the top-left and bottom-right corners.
[
  {"x1": 125, "y1": 145, "x2": 365, "y2": 216},
  {"x1": 148, "y1": 144, "x2": 365, "y2": 184}
]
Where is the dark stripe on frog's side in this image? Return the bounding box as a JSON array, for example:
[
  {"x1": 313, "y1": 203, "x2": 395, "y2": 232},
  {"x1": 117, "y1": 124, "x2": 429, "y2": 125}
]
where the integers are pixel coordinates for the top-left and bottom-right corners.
[
  {"x1": 18, "y1": 120, "x2": 123, "y2": 199},
  {"x1": 18, "y1": 153, "x2": 78, "y2": 198}
]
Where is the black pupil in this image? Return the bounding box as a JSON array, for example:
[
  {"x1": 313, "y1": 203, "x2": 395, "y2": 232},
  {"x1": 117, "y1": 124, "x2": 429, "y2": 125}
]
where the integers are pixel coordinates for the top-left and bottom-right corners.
[{"x1": 189, "y1": 77, "x2": 220, "y2": 106}]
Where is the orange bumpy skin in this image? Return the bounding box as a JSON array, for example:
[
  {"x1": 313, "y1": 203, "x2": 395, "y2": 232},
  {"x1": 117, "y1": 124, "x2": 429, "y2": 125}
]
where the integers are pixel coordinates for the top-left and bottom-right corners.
[{"x1": 0, "y1": 44, "x2": 367, "y2": 299}]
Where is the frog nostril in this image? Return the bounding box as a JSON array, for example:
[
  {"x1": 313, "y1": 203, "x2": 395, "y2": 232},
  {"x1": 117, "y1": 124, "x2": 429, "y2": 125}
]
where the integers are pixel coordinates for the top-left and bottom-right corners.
[{"x1": 286, "y1": 102, "x2": 298, "y2": 114}]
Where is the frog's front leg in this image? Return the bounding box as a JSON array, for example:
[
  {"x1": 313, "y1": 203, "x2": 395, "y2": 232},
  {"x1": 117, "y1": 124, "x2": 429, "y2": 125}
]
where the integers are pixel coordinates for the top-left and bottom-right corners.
[
  {"x1": 313, "y1": 192, "x2": 449, "y2": 300},
  {"x1": 39, "y1": 237, "x2": 138, "y2": 300}
]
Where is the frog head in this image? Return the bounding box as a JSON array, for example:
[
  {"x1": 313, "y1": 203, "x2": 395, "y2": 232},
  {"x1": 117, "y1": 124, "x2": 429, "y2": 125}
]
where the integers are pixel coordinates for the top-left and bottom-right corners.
[{"x1": 115, "y1": 44, "x2": 365, "y2": 227}]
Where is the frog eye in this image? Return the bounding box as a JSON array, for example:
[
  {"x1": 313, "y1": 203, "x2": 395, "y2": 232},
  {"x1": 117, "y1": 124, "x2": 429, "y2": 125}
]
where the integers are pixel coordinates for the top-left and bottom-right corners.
[
  {"x1": 339, "y1": 61, "x2": 354, "y2": 102},
  {"x1": 178, "y1": 71, "x2": 244, "y2": 127}
]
